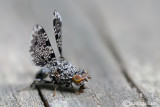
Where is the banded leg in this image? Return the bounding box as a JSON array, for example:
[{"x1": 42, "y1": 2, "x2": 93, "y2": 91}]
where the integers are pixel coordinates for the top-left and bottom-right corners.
[
  {"x1": 53, "y1": 10, "x2": 63, "y2": 58},
  {"x1": 53, "y1": 84, "x2": 58, "y2": 96},
  {"x1": 79, "y1": 85, "x2": 85, "y2": 93},
  {"x1": 17, "y1": 79, "x2": 52, "y2": 93}
]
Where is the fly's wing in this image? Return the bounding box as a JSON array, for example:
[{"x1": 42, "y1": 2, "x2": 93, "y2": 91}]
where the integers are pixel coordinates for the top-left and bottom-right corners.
[
  {"x1": 30, "y1": 24, "x2": 57, "y2": 68},
  {"x1": 53, "y1": 10, "x2": 63, "y2": 57}
]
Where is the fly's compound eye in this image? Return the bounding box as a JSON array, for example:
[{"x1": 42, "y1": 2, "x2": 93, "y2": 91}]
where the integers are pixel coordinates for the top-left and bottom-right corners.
[{"x1": 72, "y1": 74, "x2": 83, "y2": 83}]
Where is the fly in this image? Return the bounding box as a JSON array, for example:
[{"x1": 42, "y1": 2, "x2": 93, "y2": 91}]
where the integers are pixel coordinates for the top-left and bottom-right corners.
[{"x1": 30, "y1": 10, "x2": 91, "y2": 96}]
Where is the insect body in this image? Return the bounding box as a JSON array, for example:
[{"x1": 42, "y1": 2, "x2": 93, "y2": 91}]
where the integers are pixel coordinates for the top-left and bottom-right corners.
[{"x1": 30, "y1": 10, "x2": 91, "y2": 95}]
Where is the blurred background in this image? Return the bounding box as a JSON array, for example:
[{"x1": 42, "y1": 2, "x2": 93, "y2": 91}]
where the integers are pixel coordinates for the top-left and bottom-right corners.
[{"x1": 0, "y1": 0, "x2": 160, "y2": 106}]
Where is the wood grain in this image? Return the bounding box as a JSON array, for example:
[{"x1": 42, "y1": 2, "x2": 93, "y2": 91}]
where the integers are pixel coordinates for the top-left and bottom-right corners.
[
  {"x1": 1, "y1": 0, "x2": 159, "y2": 107},
  {"x1": 0, "y1": 1, "x2": 44, "y2": 107},
  {"x1": 76, "y1": 0, "x2": 160, "y2": 106}
]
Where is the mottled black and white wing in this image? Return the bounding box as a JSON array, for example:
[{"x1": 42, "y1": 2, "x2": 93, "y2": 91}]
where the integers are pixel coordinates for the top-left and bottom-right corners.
[
  {"x1": 53, "y1": 10, "x2": 63, "y2": 57},
  {"x1": 30, "y1": 25, "x2": 57, "y2": 67}
]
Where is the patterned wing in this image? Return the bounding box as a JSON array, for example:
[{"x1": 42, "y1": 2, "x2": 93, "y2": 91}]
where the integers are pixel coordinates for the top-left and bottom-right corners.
[
  {"x1": 30, "y1": 24, "x2": 57, "y2": 67},
  {"x1": 53, "y1": 10, "x2": 63, "y2": 57}
]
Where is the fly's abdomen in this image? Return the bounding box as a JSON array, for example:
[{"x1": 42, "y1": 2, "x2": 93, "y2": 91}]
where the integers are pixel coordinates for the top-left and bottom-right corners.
[{"x1": 36, "y1": 67, "x2": 52, "y2": 79}]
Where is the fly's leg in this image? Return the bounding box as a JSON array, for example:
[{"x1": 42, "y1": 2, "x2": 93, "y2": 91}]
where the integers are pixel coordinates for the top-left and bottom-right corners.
[
  {"x1": 53, "y1": 84, "x2": 58, "y2": 96},
  {"x1": 71, "y1": 84, "x2": 79, "y2": 95},
  {"x1": 17, "y1": 78, "x2": 52, "y2": 93},
  {"x1": 17, "y1": 79, "x2": 45, "y2": 92},
  {"x1": 30, "y1": 79, "x2": 37, "y2": 87},
  {"x1": 17, "y1": 86, "x2": 30, "y2": 92},
  {"x1": 79, "y1": 85, "x2": 85, "y2": 93},
  {"x1": 30, "y1": 79, "x2": 53, "y2": 87}
]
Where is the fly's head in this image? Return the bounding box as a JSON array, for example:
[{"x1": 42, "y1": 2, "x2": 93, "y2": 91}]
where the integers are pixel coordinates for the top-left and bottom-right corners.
[{"x1": 72, "y1": 69, "x2": 91, "y2": 86}]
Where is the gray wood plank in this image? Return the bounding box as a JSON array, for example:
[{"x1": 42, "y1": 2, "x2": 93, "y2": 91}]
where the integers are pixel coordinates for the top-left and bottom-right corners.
[
  {"x1": 30, "y1": 1, "x2": 144, "y2": 107},
  {"x1": 76, "y1": 0, "x2": 160, "y2": 106},
  {"x1": 0, "y1": 1, "x2": 44, "y2": 107}
]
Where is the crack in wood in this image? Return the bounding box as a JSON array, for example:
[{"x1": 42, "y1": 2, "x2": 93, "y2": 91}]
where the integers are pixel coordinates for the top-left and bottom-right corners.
[
  {"x1": 81, "y1": 13, "x2": 152, "y2": 106},
  {"x1": 88, "y1": 87, "x2": 101, "y2": 106},
  {"x1": 99, "y1": 35, "x2": 151, "y2": 107},
  {"x1": 12, "y1": 93, "x2": 21, "y2": 107},
  {"x1": 76, "y1": 5, "x2": 152, "y2": 106},
  {"x1": 76, "y1": 9, "x2": 151, "y2": 106},
  {"x1": 36, "y1": 86, "x2": 50, "y2": 107}
]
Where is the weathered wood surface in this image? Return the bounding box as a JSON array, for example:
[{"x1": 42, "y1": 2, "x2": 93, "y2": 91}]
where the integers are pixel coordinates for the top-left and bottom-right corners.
[
  {"x1": 0, "y1": 0, "x2": 44, "y2": 107},
  {"x1": 0, "y1": 0, "x2": 159, "y2": 107},
  {"x1": 78, "y1": 0, "x2": 160, "y2": 106}
]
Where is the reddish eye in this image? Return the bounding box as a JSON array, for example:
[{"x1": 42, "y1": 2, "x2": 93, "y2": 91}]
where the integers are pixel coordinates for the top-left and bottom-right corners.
[{"x1": 72, "y1": 74, "x2": 83, "y2": 83}]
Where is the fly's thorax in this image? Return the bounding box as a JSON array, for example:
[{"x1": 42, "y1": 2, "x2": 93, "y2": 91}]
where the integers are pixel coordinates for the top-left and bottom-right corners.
[
  {"x1": 56, "y1": 60, "x2": 77, "y2": 75},
  {"x1": 49, "y1": 59, "x2": 78, "y2": 85},
  {"x1": 49, "y1": 59, "x2": 91, "y2": 86}
]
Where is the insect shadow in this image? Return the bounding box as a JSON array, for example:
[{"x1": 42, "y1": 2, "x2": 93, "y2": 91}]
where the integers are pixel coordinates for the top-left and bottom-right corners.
[{"x1": 33, "y1": 83, "x2": 79, "y2": 94}]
